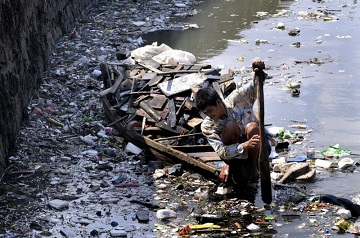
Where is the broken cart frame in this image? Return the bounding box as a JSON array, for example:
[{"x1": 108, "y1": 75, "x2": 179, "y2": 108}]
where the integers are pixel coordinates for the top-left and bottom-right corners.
[
  {"x1": 100, "y1": 59, "x2": 272, "y2": 202},
  {"x1": 100, "y1": 61, "x2": 238, "y2": 178}
]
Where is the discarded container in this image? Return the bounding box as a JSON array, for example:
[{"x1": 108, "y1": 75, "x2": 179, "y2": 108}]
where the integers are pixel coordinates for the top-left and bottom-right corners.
[
  {"x1": 125, "y1": 142, "x2": 142, "y2": 155},
  {"x1": 306, "y1": 148, "x2": 315, "y2": 160},
  {"x1": 80, "y1": 135, "x2": 97, "y2": 146},
  {"x1": 269, "y1": 147, "x2": 278, "y2": 159}
]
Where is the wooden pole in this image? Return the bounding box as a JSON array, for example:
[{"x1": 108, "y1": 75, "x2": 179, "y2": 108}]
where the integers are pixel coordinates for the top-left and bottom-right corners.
[{"x1": 253, "y1": 61, "x2": 272, "y2": 204}]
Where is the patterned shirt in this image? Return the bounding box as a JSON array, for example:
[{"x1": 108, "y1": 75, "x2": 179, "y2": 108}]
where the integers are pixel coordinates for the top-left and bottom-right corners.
[{"x1": 201, "y1": 80, "x2": 258, "y2": 160}]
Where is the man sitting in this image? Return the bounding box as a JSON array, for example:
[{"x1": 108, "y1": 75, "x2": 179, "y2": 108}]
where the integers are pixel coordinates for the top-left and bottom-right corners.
[{"x1": 194, "y1": 62, "x2": 271, "y2": 191}]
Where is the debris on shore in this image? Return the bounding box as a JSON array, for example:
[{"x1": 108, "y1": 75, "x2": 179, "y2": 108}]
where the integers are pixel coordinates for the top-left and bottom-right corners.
[{"x1": 1, "y1": 0, "x2": 360, "y2": 237}]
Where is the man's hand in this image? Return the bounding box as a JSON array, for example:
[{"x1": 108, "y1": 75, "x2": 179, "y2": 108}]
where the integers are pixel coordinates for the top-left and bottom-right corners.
[
  {"x1": 252, "y1": 60, "x2": 267, "y2": 81},
  {"x1": 219, "y1": 165, "x2": 230, "y2": 182},
  {"x1": 244, "y1": 134, "x2": 261, "y2": 150},
  {"x1": 252, "y1": 60, "x2": 265, "y2": 71}
]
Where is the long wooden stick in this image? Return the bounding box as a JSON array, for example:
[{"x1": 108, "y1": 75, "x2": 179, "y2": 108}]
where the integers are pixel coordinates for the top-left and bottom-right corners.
[{"x1": 254, "y1": 62, "x2": 272, "y2": 204}]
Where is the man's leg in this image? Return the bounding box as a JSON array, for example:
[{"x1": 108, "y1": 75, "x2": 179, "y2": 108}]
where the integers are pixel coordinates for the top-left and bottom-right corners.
[
  {"x1": 219, "y1": 121, "x2": 260, "y2": 183},
  {"x1": 219, "y1": 120, "x2": 240, "y2": 183}
]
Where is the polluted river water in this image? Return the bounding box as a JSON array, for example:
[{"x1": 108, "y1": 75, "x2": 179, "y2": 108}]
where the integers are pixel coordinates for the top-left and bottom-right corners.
[
  {"x1": 1, "y1": 0, "x2": 360, "y2": 237},
  {"x1": 141, "y1": 0, "x2": 360, "y2": 236},
  {"x1": 143, "y1": 0, "x2": 360, "y2": 195}
]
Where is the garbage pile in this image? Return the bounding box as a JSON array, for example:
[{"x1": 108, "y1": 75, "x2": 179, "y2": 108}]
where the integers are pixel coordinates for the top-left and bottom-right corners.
[
  {"x1": 2, "y1": 0, "x2": 360, "y2": 237},
  {"x1": 99, "y1": 42, "x2": 235, "y2": 149}
]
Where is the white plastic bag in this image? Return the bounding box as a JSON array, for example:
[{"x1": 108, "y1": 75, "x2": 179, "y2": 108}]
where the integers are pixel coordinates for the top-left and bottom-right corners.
[
  {"x1": 152, "y1": 49, "x2": 196, "y2": 64},
  {"x1": 130, "y1": 42, "x2": 172, "y2": 61}
]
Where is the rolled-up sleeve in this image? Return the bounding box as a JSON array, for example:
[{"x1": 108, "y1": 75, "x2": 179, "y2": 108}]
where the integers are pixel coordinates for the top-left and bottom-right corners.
[{"x1": 201, "y1": 120, "x2": 248, "y2": 160}]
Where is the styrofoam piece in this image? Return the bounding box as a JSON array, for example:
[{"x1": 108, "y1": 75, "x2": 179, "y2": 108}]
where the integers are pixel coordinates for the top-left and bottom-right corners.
[
  {"x1": 125, "y1": 142, "x2": 142, "y2": 155},
  {"x1": 338, "y1": 157, "x2": 354, "y2": 170},
  {"x1": 314, "y1": 159, "x2": 336, "y2": 169}
]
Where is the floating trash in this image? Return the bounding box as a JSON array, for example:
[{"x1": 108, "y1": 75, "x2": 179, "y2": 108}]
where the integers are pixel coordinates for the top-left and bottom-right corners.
[{"x1": 321, "y1": 144, "x2": 351, "y2": 158}]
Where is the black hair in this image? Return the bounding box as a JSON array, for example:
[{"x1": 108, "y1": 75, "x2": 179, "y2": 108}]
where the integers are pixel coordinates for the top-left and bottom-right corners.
[{"x1": 194, "y1": 87, "x2": 221, "y2": 111}]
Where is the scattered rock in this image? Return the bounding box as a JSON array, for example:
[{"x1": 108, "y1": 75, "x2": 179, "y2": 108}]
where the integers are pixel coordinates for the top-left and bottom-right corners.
[
  {"x1": 110, "y1": 228, "x2": 127, "y2": 237},
  {"x1": 136, "y1": 210, "x2": 150, "y2": 223},
  {"x1": 278, "y1": 162, "x2": 310, "y2": 184},
  {"x1": 156, "y1": 209, "x2": 177, "y2": 220},
  {"x1": 48, "y1": 199, "x2": 69, "y2": 210},
  {"x1": 60, "y1": 227, "x2": 77, "y2": 238}
]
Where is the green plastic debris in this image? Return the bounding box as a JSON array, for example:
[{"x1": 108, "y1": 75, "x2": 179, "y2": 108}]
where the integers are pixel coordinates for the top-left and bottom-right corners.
[
  {"x1": 83, "y1": 116, "x2": 93, "y2": 122},
  {"x1": 321, "y1": 144, "x2": 351, "y2": 158}
]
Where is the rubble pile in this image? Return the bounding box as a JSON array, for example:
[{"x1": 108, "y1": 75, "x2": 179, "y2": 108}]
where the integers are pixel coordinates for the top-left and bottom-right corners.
[{"x1": 98, "y1": 42, "x2": 236, "y2": 154}]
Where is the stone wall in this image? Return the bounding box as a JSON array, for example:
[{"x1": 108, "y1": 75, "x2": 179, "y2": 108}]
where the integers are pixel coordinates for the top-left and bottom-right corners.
[{"x1": 0, "y1": 0, "x2": 94, "y2": 176}]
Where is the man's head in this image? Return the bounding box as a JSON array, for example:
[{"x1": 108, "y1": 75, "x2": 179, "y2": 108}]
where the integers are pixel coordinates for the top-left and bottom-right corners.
[{"x1": 194, "y1": 87, "x2": 226, "y2": 121}]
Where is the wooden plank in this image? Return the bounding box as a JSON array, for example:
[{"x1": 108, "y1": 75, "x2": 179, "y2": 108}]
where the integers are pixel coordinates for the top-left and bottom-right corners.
[
  {"x1": 102, "y1": 98, "x2": 217, "y2": 174},
  {"x1": 148, "y1": 75, "x2": 164, "y2": 87},
  {"x1": 187, "y1": 117, "x2": 203, "y2": 128},
  {"x1": 132, "y1": 95, "x2": 150, "y2": 107},
  {"x1": 188, "y1": 152, "x2": 221, "y2": 162},
  {"x1": 167, "y1": 98, "x2": 177, "y2": 128},
  {"x1": 138, "y1": 62, "x2": 163, "y2": 74},
  {"x1": 148, "y1": 94, "x2": 167, "y2": 109},
  {"x1": 130, "y1": 68, "x2": 142, "y2": 78},
  {"x1": 140, "y1": 72, "x2": 157, "y2": 80},
  {"x1": 135, "y1": 109, "x2": 156, "y2": 123},
  {"x1": 154, "y1": 132, "x2": 203, "y2": 142},
  {"x1": 99, "y1": 73, "x2": 124, "y2": 97},
  {"x1": 161, "y1": 64, "x2": 183, "y2": 73},
  {"x1": 161, "y1": 63, "x2": 211, "y2": 68},
  {"x1": 170, "y1": 145, "x2": 215, "y2": 153}
]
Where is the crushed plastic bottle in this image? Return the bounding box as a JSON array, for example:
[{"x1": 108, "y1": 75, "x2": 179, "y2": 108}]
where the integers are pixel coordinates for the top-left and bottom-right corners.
[
  {"x1": 104, "y1": 127, "x2": 120, "y2": 136},
  {"x1": 97, "y1": 122, "x2": 120, "y2": 136}
]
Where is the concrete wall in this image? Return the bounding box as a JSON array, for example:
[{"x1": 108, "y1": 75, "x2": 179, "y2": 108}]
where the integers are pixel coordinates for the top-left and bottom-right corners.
[{"x1": 0, "y1": 0, "x2": 94, "y2": 176}]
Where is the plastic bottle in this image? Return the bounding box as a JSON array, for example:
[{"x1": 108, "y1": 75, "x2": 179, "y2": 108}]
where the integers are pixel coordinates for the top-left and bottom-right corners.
[{"x1": 104, "y1": 127, "x2": 120, "y2": 136}]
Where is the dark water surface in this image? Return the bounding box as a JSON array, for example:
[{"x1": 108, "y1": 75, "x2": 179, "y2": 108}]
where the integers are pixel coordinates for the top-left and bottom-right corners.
[
  {"x1": 143, "y1": 0, "x2": 360, "y2": 236},
  {"x1": 144, "y1": 0, "x2": 360, "y2": 193}
]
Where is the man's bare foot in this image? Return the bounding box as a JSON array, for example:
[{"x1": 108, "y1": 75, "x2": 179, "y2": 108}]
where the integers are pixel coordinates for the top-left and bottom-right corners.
[{"x1": 219, "y1": 165, "x2": 230, "y2": 182}]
